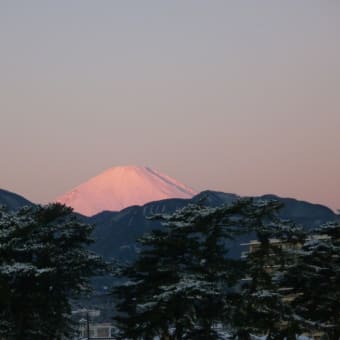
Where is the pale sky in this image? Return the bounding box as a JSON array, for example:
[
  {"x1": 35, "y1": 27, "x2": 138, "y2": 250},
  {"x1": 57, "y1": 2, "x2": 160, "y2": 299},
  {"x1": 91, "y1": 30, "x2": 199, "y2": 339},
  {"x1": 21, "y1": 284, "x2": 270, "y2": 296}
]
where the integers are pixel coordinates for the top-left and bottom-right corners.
[{"x1": 1, "y1": 1, "x2": 339, "y2": 211}]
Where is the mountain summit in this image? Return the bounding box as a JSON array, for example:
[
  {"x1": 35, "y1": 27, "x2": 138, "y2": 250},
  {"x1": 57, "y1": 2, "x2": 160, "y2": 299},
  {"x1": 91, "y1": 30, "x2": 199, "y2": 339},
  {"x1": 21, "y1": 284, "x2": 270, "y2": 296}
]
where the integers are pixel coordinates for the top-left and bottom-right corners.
[{"x1": 56, "y1": 166, "x2": 196, "y2": 216}]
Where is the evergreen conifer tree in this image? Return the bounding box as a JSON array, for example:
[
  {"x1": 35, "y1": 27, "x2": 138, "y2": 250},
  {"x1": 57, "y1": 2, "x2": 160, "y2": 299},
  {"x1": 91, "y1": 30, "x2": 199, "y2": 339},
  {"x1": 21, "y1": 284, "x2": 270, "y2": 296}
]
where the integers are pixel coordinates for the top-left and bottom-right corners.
[
  {"x1": 114, "y1": 198, "x2": 289, "y2": 339},
  {"x1": 230, "y1": 202, "x2": 306, "y2": 339},
  {"x1": 281, "y1": 222, "x2": 340, "y2": 339},
  {"x1": 113, "y1": 198, "x2": 338, "y2": 340},
  {"x1": 0, "y1": 204, "x2": 106, "y2": 339}
]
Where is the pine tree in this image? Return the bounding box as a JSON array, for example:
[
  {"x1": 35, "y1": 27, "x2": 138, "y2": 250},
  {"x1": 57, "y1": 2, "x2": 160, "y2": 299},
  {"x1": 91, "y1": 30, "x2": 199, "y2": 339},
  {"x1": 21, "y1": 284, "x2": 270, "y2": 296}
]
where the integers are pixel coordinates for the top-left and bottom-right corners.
[
  {"x1": 281, "y1": 222, "x2": 340, "y2": 339},
  {"x1": 0, "y1": 204, "x2": 106, "y2": 339},
  {"x1": 113, "y1": 198, "x2": 288, "y2": 339},
  {"x1": 114, "y1": 227, "x2": 188, "y2": 339},
  {"x1": 230, "y1": 201, "x2": 306, "y2": 339}
]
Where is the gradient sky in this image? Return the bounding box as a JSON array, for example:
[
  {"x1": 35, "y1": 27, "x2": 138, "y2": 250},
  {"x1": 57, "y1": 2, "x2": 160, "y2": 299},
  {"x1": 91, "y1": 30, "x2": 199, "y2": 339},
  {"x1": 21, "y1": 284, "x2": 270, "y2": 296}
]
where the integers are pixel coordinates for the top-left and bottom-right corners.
[{"x1": 1, "y1": 1, "x2": 339, "y2": 211}]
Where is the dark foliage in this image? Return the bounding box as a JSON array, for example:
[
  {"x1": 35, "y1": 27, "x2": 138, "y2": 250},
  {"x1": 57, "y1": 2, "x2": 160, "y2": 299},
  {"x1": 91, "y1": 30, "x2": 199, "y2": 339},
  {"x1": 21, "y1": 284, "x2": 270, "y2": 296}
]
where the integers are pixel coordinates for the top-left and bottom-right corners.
[
  {"x1": 0, "y1": 204, "x2": 106, "y2": 339},
  {"x1": 113, "y1": 198, "x2": 339, "y2": 339}
]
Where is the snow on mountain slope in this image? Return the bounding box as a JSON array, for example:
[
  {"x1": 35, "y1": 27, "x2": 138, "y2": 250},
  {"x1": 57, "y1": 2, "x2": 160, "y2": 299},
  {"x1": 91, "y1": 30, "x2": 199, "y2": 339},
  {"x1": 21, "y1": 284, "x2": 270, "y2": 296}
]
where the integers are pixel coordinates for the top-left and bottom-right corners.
[{"x1": 56, "y1": 166, "x2": 196, "y2": 216}]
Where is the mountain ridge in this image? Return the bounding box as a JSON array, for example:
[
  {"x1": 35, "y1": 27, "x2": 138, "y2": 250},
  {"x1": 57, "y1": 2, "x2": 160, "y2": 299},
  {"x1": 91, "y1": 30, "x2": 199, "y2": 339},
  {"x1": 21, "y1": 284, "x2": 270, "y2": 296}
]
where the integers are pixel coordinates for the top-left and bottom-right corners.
[
  {"x1": 0, "y1": 187, "x2": 337, "y2": 267},
  {"x1": 87, "y1": 190, "x2": 337, "y2": 263},
  {"x1": 0, "y1": 188, "x2": 34, "y2": 210}
]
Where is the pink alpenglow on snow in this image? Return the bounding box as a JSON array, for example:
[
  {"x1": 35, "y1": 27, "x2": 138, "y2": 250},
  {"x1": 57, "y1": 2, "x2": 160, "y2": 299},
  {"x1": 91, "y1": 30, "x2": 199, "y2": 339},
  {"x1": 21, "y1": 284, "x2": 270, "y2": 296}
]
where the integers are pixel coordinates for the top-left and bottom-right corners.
[{"x1": 56, "y1": 166, "x2": 196, "y2": 216}]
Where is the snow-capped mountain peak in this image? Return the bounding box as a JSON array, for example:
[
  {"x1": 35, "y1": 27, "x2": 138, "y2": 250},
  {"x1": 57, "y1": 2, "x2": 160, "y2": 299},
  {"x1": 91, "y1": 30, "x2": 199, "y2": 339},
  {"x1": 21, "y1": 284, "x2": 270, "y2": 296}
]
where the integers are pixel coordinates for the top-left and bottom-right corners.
[{"x1": 56, "y1": 166, "x2": 196, "y2": 216}]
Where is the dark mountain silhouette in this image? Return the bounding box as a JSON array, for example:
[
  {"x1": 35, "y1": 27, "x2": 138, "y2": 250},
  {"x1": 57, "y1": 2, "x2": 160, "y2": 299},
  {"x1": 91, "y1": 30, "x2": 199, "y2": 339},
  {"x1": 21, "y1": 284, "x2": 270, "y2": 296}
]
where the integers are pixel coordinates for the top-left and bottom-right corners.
[
  {"x1": 0, "y1": 187, "x2": 336, "y2": 262},
  {"x1": 87, "y1": 190, "x2": 337, "y2": 262},
  {"x1": 0, "y1": 189, "x2": 34, "y2": 211}
]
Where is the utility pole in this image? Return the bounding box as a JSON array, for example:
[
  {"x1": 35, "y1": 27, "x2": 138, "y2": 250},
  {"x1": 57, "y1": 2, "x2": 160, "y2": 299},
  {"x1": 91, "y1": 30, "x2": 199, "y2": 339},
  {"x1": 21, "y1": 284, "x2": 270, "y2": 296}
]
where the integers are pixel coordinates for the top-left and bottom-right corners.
[{"x1": 86, "y1": 311, "x2": 90, "y2": 340}]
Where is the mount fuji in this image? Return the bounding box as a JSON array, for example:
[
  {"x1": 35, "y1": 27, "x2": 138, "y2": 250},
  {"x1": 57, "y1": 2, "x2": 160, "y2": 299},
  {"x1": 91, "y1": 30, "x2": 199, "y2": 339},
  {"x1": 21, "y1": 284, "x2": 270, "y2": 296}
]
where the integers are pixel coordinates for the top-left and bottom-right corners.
[{"x1": 56, "y1": 166, "x2": 196, "y2": 216}]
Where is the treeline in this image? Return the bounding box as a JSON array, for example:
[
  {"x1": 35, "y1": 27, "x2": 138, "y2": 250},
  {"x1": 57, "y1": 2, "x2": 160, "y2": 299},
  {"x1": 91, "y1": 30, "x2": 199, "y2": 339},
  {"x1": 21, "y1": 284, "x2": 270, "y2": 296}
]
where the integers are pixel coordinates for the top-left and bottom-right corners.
[
  {"x1": 0, "y1": 200, "x2": 339, "y2": 339},
  {"x1": 113, "y1": 198, "x2": 340, "y2": 340}
]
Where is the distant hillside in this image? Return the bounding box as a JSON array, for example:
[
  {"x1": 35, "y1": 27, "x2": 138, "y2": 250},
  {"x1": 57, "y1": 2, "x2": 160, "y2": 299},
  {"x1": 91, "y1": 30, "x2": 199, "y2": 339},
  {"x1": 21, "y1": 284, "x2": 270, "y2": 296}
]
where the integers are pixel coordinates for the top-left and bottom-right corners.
[
  {"x1": 1, "y1": 187, "x2": 336, "y2": 262},
  {"x1": 1, "y1": 187, "x2": 337, "y2": 293},
  {"x1": 0, "y1": 189, "x2": 33, "y2": 211},
  {"x1": 88, "y1": 190, "x2": 337, "y2": 262},
  {"x1": 259, "y1": 194, "x2": 336, "y2": 226}
]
